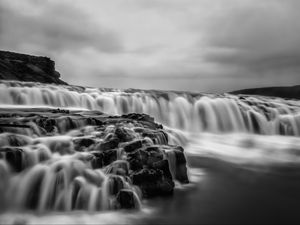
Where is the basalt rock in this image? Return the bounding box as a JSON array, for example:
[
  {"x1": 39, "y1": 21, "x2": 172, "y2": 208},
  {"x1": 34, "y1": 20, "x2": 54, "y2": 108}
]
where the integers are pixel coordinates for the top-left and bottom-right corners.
[
  {"x1": 123, "y1": 140, "x2": 143, "y2": 153},
  {"x1": 131, "y1": 168, "x2": 174, "y2": 197},
  {"x1": 0, "y1": 147, "x2": 23, "y2": 172},
  {"x1": 0, "y1": 50, "x2": 67, "y2": 85},
  {"x1": 116, "y1": 189, "x2": 138, "y2": 209},
  {"x1": 0, "y1": 108, "x2": 189, "y2": 208}
]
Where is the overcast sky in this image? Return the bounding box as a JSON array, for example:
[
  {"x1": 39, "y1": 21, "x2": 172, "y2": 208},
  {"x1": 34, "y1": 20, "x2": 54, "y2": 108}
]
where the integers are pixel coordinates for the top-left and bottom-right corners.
[{"x1": 1, "y1": 0, "x2": 299, "y2": 92}]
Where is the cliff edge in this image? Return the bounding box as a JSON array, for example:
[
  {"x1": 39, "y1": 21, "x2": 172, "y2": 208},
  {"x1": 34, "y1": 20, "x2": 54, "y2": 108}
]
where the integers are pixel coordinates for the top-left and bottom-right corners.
[
  {"x1": 0, "y1": 50, "x2": 67, "y2": 85},
  {"x1": 231, "y1": 85, "x2": 300, "y2": 100}
]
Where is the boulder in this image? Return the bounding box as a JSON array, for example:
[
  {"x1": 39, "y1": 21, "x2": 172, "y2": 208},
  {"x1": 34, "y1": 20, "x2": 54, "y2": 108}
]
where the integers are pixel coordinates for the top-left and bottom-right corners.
[
  {"x1": 131, "y1": 168, "x2": 174, "y2": 197},
  {"x1": 106, "y1": 175, "x2": 125, "y2": 196},
  {"x1": 90, "y1": 151, "x2": 104, "y2": 169},
  {"x1": 0, "y1": 147, "x2": 23, "y2": 172},
  {"x1": 105, "y1": 160, "x2": 129, "y2": 176},
  {"x1": 165, "y1": 146, "x2": 189, "y2": 184},
  {"x1": 115, "y1": 126, "x2": 135, "y2": 142},
  {"x1": 102, "y1": 149, "x2": 118, "y2": 166},
  {"x1": 73, "y1": 138, "x2": 95, "y2": 151},
  {"x1": 96, "y1": 138, "x2": 119, "y2": 152},
  {"x1": 123, "y1": 140, "x2": 142, "y2": 153},
  {"x1": 116, "y1": 189, "x2": 138, "y2": 209}
]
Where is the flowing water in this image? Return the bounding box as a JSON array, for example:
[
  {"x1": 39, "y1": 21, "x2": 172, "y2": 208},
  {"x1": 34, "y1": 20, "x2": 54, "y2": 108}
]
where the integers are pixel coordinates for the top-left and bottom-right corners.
[{"x1": 1, "y1": 80, "x2": 300, "y2": 224}]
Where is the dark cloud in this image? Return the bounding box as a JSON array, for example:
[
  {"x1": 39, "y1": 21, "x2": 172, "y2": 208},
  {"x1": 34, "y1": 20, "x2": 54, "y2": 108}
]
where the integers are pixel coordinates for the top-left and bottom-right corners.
[
  {"x1": 0, "y1": 0, "x2": 299, "y2": 92},
  {"x1": 0, "y1": 0, "x2": 123, "y2": 54},
  {"x1": 202, "y1": 0, "x2": 300, "y2": 78}
]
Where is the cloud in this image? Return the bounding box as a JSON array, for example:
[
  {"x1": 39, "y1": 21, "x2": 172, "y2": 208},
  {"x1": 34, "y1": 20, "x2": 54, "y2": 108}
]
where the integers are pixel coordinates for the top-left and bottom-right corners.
[
  {"x1": 201, "y1": 0, "x2": 300, "y2": 77},
  {"x1": 1, "y1": 0, "x2": 299, "y2": 92},
  {"x1": 0, "y1": 0, "x2": 123, "y2": 54}
]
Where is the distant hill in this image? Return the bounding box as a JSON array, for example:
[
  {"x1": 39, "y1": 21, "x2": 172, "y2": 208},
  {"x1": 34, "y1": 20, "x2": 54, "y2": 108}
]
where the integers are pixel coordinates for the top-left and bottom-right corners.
[
  {"x1": 0, "y1": 50, "x2": 67, "y2": 85},
  {"x1": 231, "y1": 85, "x2": 300, "y2": 100}
]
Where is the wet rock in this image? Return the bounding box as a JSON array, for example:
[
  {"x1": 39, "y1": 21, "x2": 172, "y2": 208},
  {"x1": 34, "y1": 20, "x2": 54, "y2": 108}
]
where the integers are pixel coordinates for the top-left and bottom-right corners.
[
  {"x1": 116, "y1": 189, "x2": 137, "y2": 209},
  {"x1": 107, "y1": 175, "x2": 125, "y2": 196},
  {"x1": 73, "y1": 138, "x2": 95, "y2": 151},
  {"x1": 97, "y1": 138, "x2": 119, "y2": 152},
  {"x1": 152, "y1": 159, "x2": 173, "y2": 180},
  {"x1": 0, "y1": 147, "x2": 23, "y2": 172},
  {"x1": 127, "y1": 150, "x2": 143, "y2": 171},
  {"x1": 106, "y1": 160, "x2": 129, "y2": 176},
  {"x1": 115, "y1": 126, "x2": 135, "y2": 142},
  {"x1": 145, "y1": 146, "x2": 164, "y2": 166},
  {"x1": 123, "y1": 140, "x2": 142, "y2": 153},
  {"x1": 90, "y1": 152, "x2": 104, "y2": 169},
  {"x1": 165, "y1": 146, "x2": 189, "y2": 184},
  {"x1": 135, "y1": 128, "x2": 168, "y2": 145},
  {"x1": 131, "y1": 168, "x2": 174, "y2": 197},
  {"x1": 103, "y1": 149, "x2": 118, "y2": 166}
]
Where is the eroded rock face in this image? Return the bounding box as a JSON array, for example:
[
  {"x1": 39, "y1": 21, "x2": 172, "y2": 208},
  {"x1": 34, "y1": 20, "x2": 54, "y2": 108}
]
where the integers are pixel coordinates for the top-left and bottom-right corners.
[
  {"x1": 0, "y1": 109, "x2": 189, "y2": 211},
  {"x1": 0, "y1": 50, "x2": 67, "y2": 85}
]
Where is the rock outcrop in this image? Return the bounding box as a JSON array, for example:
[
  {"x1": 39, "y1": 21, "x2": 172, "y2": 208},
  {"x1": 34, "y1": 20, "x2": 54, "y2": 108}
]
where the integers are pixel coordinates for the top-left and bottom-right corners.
[
  {"x1": 0, "y1": 50, "x2": 67, "y2": 85},
  {"x1": 231, "y1": 85, "x2": 300, "y2": 100},
  {"x1": 0, "y1": 108, "x2": 189, "y2": 211}
]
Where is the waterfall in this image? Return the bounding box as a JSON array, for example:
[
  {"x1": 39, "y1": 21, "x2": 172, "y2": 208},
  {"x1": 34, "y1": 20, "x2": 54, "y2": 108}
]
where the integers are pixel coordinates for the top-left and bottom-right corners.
[
  {"x1": 1, "y1": 80, "x2": 300, "y2": 222},
  {"x1": 1, "y1": 80, "x2": 300, "y2": 136}
]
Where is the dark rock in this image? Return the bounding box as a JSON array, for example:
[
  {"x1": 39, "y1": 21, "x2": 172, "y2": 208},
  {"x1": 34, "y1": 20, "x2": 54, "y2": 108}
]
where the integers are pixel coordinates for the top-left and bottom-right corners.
[
  {"x1": 131, "y1": 168, "x2": 163, "y2": 185},
  {"x1": 103, "y1": 149, "x2": 118, "y2": 166},
  {"x1": 123, "y1": 140, "x2": 142, "y2": 153},
  {"x1": 166, "y1": 147, "x2": 189, "y2": 184},
  {"x1": 135, "y1": 128, "x2": 168, "y2": 145},
  {"x1": 73, "y1": 138, "x2": 95, "y2": 151},
  {"x1": 115, "y1": 126, "x2": 135, "y2": 142},
  {"x1": 0, "y1": 50, "x2": 67, "y2": 85},
  {"x1": 90, "y1": 152, "x2": 104, "y2": 169},
  {"x1": 106, "y1": 160, "x2": 129, "y2": 176},
  {"x1": 0, "y1": 147, "x2": 23, "y2": 172},
  {"x1": 127, "y1": 150, "x2": 144, "y2": 171},
  {"x1": 153, "y1": 159, "x2": 173, "y2": 180},
  {"x1": 131, "y1": 168, "x2": 174, "y2": 197},
  {"x1": 5, "y1": 134, "x2": 30, "y2": 147},
  {"x1": 97, "y1": 138, "x2": 119, "y2": 152},
  {"x1": 116, "y1": 189, "x2": 138, "y2": 209},
  {"x1": 145, "y1": 147, "x2": 164, "y2": 166},
  {"x1": 107, "y1": 175, "x2": 125, "y2": 196}
]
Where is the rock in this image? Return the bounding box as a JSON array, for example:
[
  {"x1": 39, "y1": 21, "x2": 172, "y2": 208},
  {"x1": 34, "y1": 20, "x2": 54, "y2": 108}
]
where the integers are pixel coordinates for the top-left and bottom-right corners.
[
  {"x1": 145, "y1": 146, "x2": 164, "y2": 166},
  {"x1": 0, "y1": 107, "x2": 190, "y2": 206},
  {"x1": 115, "y1": 126, "x2": 135, "y2": 142},
  {"x1": 107, "y1": 175, "x2": 125, "y2": 196},
  {"x1": 116, "y1": 189, "x2": 138, "y2": 209},
  {"x1": 131, "y1": 168, "x2": 174, "y2": 197},
  {"x1": 73, "y1": 138, "x2": 95, "y2": 151},
  {"x1": 97, "y1": 138, "x2": 119, "y2": 152},
  {"x1": 103, "y1": 149, "x2": 118, "y2": 166},
  {"x1": 152, "y1": 159, "x2": 173, "y2": 180},
  {"x1": 105, "y1": 160, "x2": 129, "y2": 176},
  {"x1": 0, "y1": 147, "x2": 23, "y2": 172},
  {"x1": 134, "y1": 128, "x2": 168, "y2": 145},
  {"x1": 123, "y1": 140, "x2": 142, "y2": 153},
  {"x1": 0, "y1": 50, "x2": 67, "y2": 84},
  {"x1": 165, "y1": 146, "x2": 189, "y2": 184},
  {"x1": 90, "y1": 152, "x2": 104, "y2": 169},
  {"x1": 127, "y1": 150, "x2": 144, "y2": 171}
]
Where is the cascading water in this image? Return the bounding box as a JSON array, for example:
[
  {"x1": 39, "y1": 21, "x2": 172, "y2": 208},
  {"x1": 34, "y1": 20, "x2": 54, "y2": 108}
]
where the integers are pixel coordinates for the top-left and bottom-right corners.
[
  {"x1": 1, "y1": 80, "x2": 300, "y2": 136},
  {"x1": 1, "y1": 80, "x2": 300, "y2": 224}
]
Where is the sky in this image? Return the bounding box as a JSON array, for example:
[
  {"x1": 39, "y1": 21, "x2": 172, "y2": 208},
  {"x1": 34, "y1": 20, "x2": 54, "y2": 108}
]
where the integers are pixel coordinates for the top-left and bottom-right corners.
[{"x1": 0, "y1": 0, "x2": 299, "y2": 92}]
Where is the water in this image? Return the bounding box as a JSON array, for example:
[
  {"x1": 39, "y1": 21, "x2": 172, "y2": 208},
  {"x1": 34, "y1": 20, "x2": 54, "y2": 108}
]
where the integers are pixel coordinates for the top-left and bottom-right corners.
[{"x1": 1, "y1": 80, "x2": 300, "y2": 224}]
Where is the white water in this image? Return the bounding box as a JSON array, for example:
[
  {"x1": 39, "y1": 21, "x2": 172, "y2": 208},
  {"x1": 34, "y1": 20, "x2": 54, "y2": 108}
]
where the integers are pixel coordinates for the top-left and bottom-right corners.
[
  {"x1": 1, "y1": 80, "x2": 300, "y2": 135},
  {"x1": 1, "y1": 80, "x2": 300, "y2": 224}
]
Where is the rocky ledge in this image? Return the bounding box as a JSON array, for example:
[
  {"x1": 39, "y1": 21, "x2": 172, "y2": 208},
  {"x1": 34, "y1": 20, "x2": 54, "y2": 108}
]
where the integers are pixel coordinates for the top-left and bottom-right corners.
[
  {"x1": 0, "y1": 108, "x2": 189, "y2": 210},
  {"x1": 0, "y1": 50, "x2": 67, "y2": 85}
]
